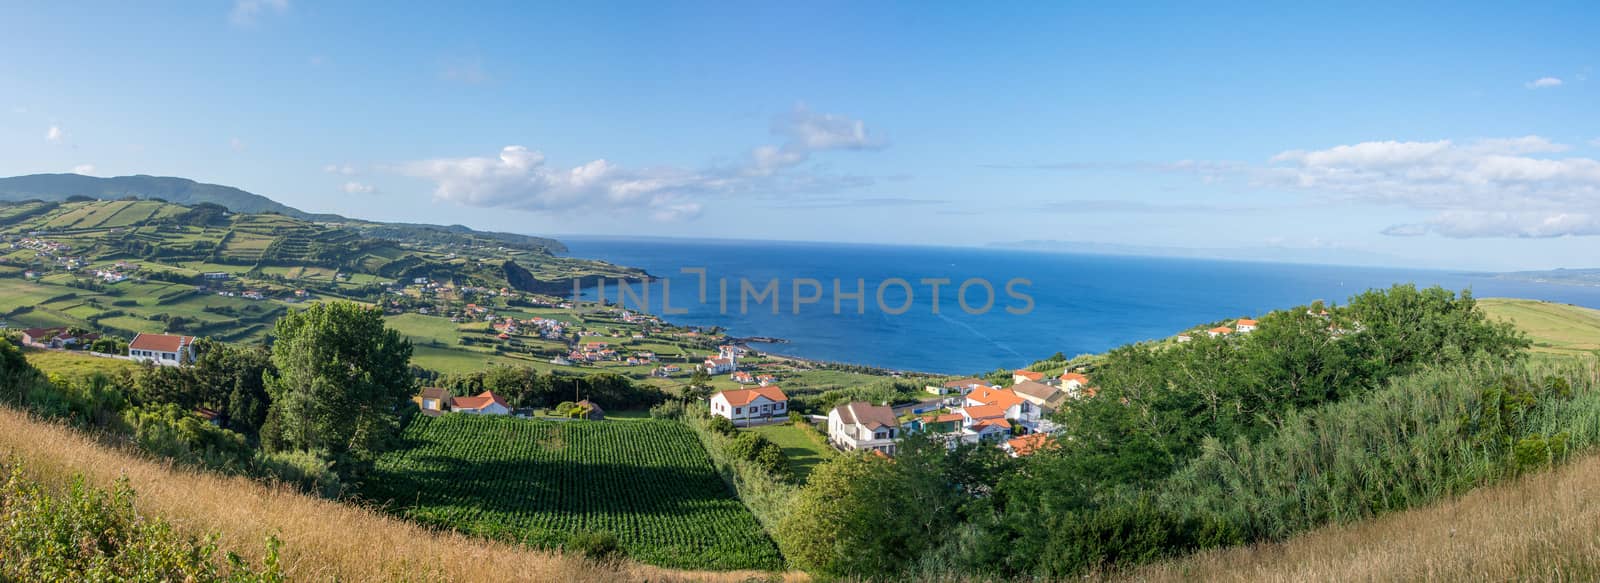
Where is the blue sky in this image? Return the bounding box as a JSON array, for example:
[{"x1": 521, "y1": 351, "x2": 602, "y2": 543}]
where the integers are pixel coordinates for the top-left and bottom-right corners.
[{"x1": 2, "y1": 1, "x2": 1597, "y2": 270}]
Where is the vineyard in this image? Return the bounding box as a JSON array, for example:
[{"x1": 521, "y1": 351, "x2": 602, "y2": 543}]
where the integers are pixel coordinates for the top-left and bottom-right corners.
[{"x1": 363, "y1": 415, "x2": 785, "y2": 571}]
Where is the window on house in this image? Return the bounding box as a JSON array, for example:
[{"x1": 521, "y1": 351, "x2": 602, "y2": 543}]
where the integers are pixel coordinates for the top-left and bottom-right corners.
[{"x1": 735, "y1": 407, "x2": 742, "y2": 414}]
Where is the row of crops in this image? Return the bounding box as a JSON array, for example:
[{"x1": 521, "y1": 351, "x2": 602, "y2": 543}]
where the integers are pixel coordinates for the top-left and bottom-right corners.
[{"x1": 363, "y1": 414, "x2": 785, "y2": 571}]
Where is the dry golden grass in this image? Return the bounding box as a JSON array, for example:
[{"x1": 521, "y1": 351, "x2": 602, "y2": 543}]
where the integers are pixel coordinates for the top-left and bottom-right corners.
[
  {"x1": 1124, "y1": 451, "x2": 1600, "y2": 582},
  {"x1": 0, "y1": 406, "x2": 800, "y2": 583}
]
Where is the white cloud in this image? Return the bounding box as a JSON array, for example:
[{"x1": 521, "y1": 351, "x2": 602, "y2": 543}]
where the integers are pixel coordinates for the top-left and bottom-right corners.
[
  {"x1": 45, "y1": 124, "x2": 65, "y2": 144},
  {"x1": 1259, "y1": 136, "x2": 1600, "y2": 238},
  {"x1": 402, "y1": 146, "x2": 708, "y2": 220},
  {"x1": 1525, "y1": 76, "x2": 1563, "y2": 89},
  {"x1": 229, "y1": 137, "x2": 247, "y2": 152},
  {"x1": 1590, "y1": 137, "x2": 1600, "y2": 148},
  {"x1": 72, "y1": 164, "x2": 96, "y2": 175},
  {"x1": 751, "y1": 105, "x2": 886, "y2": 174},
  {"x1": 231, "y1": 0, "x2": 288, "y2": 25},
  {"x1": 401, "y1": 107, "x2": 884, "y2": 221},
  {"x1": 323, "y1": 163, "x2": 357, "y2": 175},
  {"x1": 341, "y1": 181, "x2": 377, "y2": 194}
]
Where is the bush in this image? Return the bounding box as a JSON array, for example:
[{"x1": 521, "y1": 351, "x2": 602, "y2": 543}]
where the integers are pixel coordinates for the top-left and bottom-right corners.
[
  {"x1": 649, "y1": 400, "x2": 685, "y2": 419},
  {"x1": 707, "y1": 415, "x2": 736, "y2": 436},
  {"x1": 565, "y1": 530, "x2": 624, "y2": 560},
  {"x1": 0, "y1": 464, "x2": 284, "y2": 582},
  {"x1": 254, "y1": 450, "x2": 343, "y2": 498}
]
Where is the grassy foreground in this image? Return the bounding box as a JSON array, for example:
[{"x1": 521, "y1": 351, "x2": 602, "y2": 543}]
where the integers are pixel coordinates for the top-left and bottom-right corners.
[
  {"x1": 1125, "y1": 447, "x2": 1600, "y2": 582},
  {"x1": 0, "y1": 406, "x2": 797, "y2": 582}
]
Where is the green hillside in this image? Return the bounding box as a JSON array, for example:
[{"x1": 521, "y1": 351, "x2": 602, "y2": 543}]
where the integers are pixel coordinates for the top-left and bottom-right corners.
[
  {"x1": 0, "y1": 198, "x2": 643, "y2": 345},
  {"x1": 1480, "y1": 298, "x2": 1600, "y2": 357},
  {"x1": 0, "y1": 173, "x2": 569, "y2": 253}
]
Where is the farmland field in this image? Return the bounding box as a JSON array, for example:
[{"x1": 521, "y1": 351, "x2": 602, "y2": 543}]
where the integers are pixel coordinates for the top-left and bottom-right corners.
[
  {"x1": 745, "y1": 422, "x2": 833, "y2": 482},
  {"x1": 1481, "y1": 298, "x2": 1600, "y2": 357},
  {"x1": 364, "y1": 414, "x2": 784, "y2": 571}
]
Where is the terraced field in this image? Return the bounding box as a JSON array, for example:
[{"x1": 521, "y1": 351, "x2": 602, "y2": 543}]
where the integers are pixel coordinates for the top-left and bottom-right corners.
[{"x1": 364, "y1": 415, "x2": 785, "y2": 571}]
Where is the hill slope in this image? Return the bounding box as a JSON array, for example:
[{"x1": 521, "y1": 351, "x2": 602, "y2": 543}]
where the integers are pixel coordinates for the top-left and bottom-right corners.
[
  {"x1": 1480, "y1": 298, "x2": 1600, "y2": 357},
  {"x1": 0, "y1": 406, "x2": 791, "y2": 582},
  {"x1": 0, "y1": 173, "x2": 325, "y2": 219},
  {"x1": 0, "y1": 173, "x2": 568, "y2": 253}
]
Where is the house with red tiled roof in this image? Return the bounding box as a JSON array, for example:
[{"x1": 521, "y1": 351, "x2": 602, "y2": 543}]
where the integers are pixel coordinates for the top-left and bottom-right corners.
[
  {"x1": 450, "y1": 391, "x2": 510, "y2": 415},
  {"x1": 919, "y1": 413, "x2": 964, "y2": 433},
  {"x1": 1004, "y1": 433, "x2": 1057, "y2": 457},
  {"x1": 702, "y1": 356, "x2": 737, "y2": 374},
  {"x1": 1207, "y1": 326, "x2": 1233, "y2": 338},
  {"x1": 1012, "y1": 369, "x2": 1045, "y2": 384},
  {"x1": 710, "y1": 386, "x2": 788, "y2": 425},
  {"x1": 828, "y1": 402, "x2": 900, "y2": 455},
  {"x1": 1055, "y1": 373, "x2": 1094, "y2": 400},
  {"x1": 1236, "y1": 318, "x2": 1259, "y2": 333},
  {"x1": 731, "y1": 371, "x2": 755, "y2": 384},
  {"x1": 958, "y1": 385, "x2": 1048, "y2": 442},
  {"x1": 128, "y1": 333, "x2": 197, "y2": 365}
]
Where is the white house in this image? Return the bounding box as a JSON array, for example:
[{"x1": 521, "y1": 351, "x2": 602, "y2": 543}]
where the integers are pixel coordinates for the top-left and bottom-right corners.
[
  {"x1": 702, "y1": 356, "x2": 737, "y2": 374},
  {"x1": 958, "y1": 386, "x2": 1043, "y2": 441},
  {"x1": 1011, "y1": 380, "x2": 1068, "y2": 414},
  {"x1": 1057, "y1": 373, "x2": 1089, "y2": 392},
  {"x1": 710, "y1": 386, "x2": 788, "y2": 425},
  {"x1": 128, "y1": 333, "x2": 197, "y2": 366},
  {"x1": 926, "y1": 377, "x2": 988, "y2": 396},
  {"x1": 1206, "y1": 326, "x2": 1232, "y2": 338},
  {"x1": 450, "y1": 391, "x2": 511, "y2": 415},
  {"x1": 1236, "y1": 318, "x2": 1259, "y2": 333},
  {"x1": 827, "y1": 402, "x2": 900, "y2": 455}
]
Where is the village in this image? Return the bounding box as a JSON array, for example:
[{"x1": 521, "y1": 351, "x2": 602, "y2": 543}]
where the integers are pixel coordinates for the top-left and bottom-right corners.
[{"x1": 395, "y1": 314, "x2": 1259, "y2": 460}]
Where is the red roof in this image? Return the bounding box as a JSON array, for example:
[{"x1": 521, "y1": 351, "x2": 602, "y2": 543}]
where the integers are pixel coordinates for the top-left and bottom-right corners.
[
  {"x1": 968, "y1": 386, "x2": 1024, "y2": 410},
  {"x1": 1060, "y1": 372, "x2": 1089, "y2": 384},
  {"x1": 129, "y1": 333, "x2": 196, "y2": 353},
  {"x1": 1013, "y1": 370, "x2": 1044, "y2": 381},
  {"x1": 451, "y1": 391, "x2": 509, "y2": 411},
  {"x1": 1209, "y1": 326, "x2": 1233, "y2": 334},
  {"x1": 1006, "y1": 433, "x2": 1057, "y2": 456},
  {"x1": 972, "y1": 418, "x2": 1012, "y2": 431},
  {"x1": 961, "y1": 403, "x2": 1008, "y2": 420},
  {"x1": 717, "y1": 386, "x2": 787, "y2": 406},
  {"x1": 1237, "y1": 318, "x2": 1259, "y2": 327}
]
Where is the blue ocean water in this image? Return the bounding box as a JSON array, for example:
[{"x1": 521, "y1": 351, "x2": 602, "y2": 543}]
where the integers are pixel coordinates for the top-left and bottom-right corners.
[{"x1": 561, "y1": 237, "x2": 1600, "y2": 375}]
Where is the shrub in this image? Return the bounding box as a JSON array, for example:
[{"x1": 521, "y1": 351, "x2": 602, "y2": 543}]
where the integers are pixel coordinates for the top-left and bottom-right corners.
[
  {"x1": 254, "y1": 450, "x2": 343, "y2": 498},
  {"x1": 649, "y1": 400, "x2": 685, "y2": 419},
  {"x1": 565, "y1": 530, "x2": 624, "y2": 560},
  {"x1": 0, "y1": 465, "x2": 283, "y2": 582},
  {"x1": 707, "y1": 415, "x2": 736, "y2": 436}
]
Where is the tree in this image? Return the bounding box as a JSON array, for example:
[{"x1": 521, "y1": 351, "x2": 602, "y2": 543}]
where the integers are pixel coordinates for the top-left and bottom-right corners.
[
  {"x1": 261, "y1": 302, "x2": 412, "y2": 462},
  {"x1": 777, "y1": 437, "x2": 976, "y2": 579},
  {"x1": 685, "y1": 367, "x2": 714, "y2": 401}
]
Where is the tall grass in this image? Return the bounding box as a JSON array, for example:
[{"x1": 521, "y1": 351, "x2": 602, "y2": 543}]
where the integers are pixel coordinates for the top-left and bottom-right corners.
[
  {"x1": 1128, "y1": 438, "x2": 1600, "y2": 582},
  {"x1": 0, "y1": 405, "x2": 799, "y2": 582},
  {"x1": 1157, "y1": 356, "x2": 1600, "y2": 543}
]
